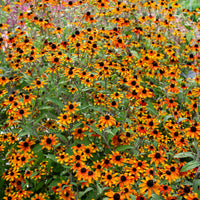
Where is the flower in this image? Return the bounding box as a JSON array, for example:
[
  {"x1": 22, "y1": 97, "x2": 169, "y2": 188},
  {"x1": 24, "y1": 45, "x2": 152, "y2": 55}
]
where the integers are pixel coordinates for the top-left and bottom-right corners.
[
  {"x1": 63, "y1": 101, "x2": 79, "y2": 114},
  {"x1": 185, "y1": 123, "x2": 200, "y2": 139},
  {"x1": 148, "y1": 151, "x2": 167, "y2": 167},
  {"x1": 110, "y1": 151, "x2": 125, "y2": 166},
  {"x1": 17, "y1": 138, "x2": 35, "y2": 153},
  {"x1": 99, "y1": 114, "x2": 116, "y2": 127},
  {"x1": 160, "y1": 184, "x2": 173, "y2": 196},
  {"x1": 105, "y1": 190, "x2": 124, "y2": 200},
  {"x1": 32, "y1": 79, "x2": 46, "y2": 89},
  {"x1": 139, "y1": 177, "x2": 160, "y2": 199},
  {"x1": 101, "y1": 170, "x2": 118, "y2": 187},
  {"x1": 31, "y1": 193, "x2": 47, "y2": 200},
  {"x1": 40, "y1": 134, "x2": 58, "y2": 150}
]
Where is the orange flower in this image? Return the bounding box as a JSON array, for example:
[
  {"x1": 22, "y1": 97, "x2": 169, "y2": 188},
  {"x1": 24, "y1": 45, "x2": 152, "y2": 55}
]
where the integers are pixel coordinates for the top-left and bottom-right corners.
[
  {"x1": 105, "y1": 190, "x2": 124, "y2": 200},
  {"x1": 110, "y1": 151, "x2": 125, "y2": 166},
  {"x1": 32, "y1": 79, "x2": 47, "y2": 89},
  {"x1": 63, "y1": 101, "x2": 79, "y2": 114},
  {"x1": 16, "y1": 107, "x2": 31, "y2": 120},
  {"x1": 101, "y1": 170, "x2": 118, "y2": 187},
  {"x1": 185, "y1": 123, "x2": 200, "y2": 139},
  {"x1": 18, "y1": 138, "x2": 35, "y2": 153},
  {"x1": 99, "y1": 114, "x2": 116, "y2": 127},
  {"x1": 40, "y1": 134, "x2": 58, "y2": 150},
  {"x1": 160, "y1": 184, "x2": 173, "y2": 196},
  {"x1": 139, "y1": 177, "x2": 160, "y2": 198},
  {"x1": 148, "y1": 151, "x2": 167, "y2": 167}
]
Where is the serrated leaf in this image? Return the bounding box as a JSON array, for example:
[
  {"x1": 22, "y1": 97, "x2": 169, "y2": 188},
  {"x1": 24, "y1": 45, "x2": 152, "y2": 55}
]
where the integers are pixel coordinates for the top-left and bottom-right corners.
[
  {"x1": 116, "y1": 145, "x2": 133, "y2": 152},
  {"x1": 180, "y1": 160, "x2": 200, "y2": 172},
  {"x1": 174, "y1": 152, "x2": 194, "y2": 159}
]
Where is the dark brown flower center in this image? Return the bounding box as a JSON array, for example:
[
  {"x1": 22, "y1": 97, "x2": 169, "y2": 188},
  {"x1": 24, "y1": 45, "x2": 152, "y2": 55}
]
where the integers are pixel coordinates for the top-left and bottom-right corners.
[
  {"x1": 147, "y1": 180, "x2": 154, "y2": 187},
  {"x1": 105, "y1": 115, "x2": 110, "y2": 120}
]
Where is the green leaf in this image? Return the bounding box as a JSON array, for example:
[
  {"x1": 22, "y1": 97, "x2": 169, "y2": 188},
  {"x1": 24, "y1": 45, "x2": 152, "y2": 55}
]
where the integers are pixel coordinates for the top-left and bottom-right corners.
[
  {"x1": 18, "y1": 125, "x2": 38, "y2": 138},
  {"x1": 56, "y1": 133, "x2": 68, "y2": 142},
  {"x1": 78, "y1": 187, "x2": 93, "y2": 198},
  {"x1": 116, "y1": 145, "x2": 133, "y2": 152},
  {"x1": 32, "y1": 144, "x2": 42, "y2": 153},
  {"x1": 182, "y1": 180, "x2": 193, "y2": 186},
  {"x1": 84, "y1": 190, "x2": 97, "y2": 200},
  {"x1": 46, "y1": 97, "x2": 64, "y2": 109},
  {"x1": 186, "y1": 32, "x2": 193, "y2": 44},
  {"x1": 193, "y1": 179, "x2": 200, "y2": 195},
  {"x1": 39, "y1": 105, "x2": 54, "y2": 110},
  {"x1": 30, "y1": 171, "x2": 38, "y2": 178},
  {"x1": 33, "y1": 114, "x2": 46, "y2": 125},
  {"x1": 130, "y1": 195, "x2": 136, "y2": 200},
  {"x1": 174, "y1": 152, "x2": 194, "y2": 159},
  {"x1": 151, "y1": 194, "x2": 164, "y2": 200},
  {"x1": 46, "y1": 154, "x2": 58, "y2": 163},
  {"x1": 185, "y1": 25, "x2": 193, "y2": 30},
  {"x1": 163, "y1": 115, "x2": 172, "y2": 123},
  {"x1": 111, "y1": 74, "x2": 117, "y2": 81},
  {"x1": 96, "y1": 183, "x2": 102, "y2": 195},
  {"x1": 178, "y1": 117, "x2": 187, "y2": 123},
  {"x1": 87, "y1": 125, "x2": 102, "y2": 136},
  {"x1": 47, "y1": 160, "x2": 53, "y2": 172},
  {"x1": 72, "y1": 122, "x2": 83, "y2": 130},
  {"x1": 105, "y1": 129, "x2": 117, "y2": 142},
  {"x1": 146, "y1": 101, "x2": 157, "y2": 115},
  {"x1": 131, "y1": 50, "x2": 139, "y2": 58},
  {"x1": 36, "y1": 181, "x2": 45, "y2": 191},
  {"x1": 180, "y1": 160, "x2": 200, "y2": 172},
  {"x1": 48, "y1": 180, "x2": 61, "y2": 188}
]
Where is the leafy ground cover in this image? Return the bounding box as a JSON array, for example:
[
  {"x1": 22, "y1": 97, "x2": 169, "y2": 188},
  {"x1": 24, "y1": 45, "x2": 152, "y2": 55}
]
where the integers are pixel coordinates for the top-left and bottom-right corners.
[
  {"x1": 0, "y1": 0, "x2": 200, "y2": 199},
  {"x1": 180, "y1": 0, "x2": 200, "y2": 11}
]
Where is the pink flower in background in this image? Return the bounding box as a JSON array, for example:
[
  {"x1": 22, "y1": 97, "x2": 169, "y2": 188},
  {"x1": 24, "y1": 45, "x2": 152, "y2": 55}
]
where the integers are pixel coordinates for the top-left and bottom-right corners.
[
  {"x1": 194, "y1": 53, "x2": 199, "y2": 65},
  {"x1": 1, "y1": 32, "x2": 10, "y2": 52}
]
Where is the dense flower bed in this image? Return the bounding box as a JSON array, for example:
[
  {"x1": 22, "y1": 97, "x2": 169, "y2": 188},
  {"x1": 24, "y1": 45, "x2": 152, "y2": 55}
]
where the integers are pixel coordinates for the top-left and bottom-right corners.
[{"x1": 0, "y1": 0, "x2": 200, "y2": 199}]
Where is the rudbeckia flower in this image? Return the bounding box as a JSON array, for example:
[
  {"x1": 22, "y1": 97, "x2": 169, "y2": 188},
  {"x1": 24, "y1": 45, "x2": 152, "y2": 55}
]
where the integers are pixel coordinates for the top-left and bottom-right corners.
[
  {"x1": 40, "y1": 134, "x2": 58, "y2": 150},
  {"x1": 99, "y1": 114, "x2": 116, "y2": 127},
  {"x1": 139, "y1": 177, "x2": 160, "y2": 199}
]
